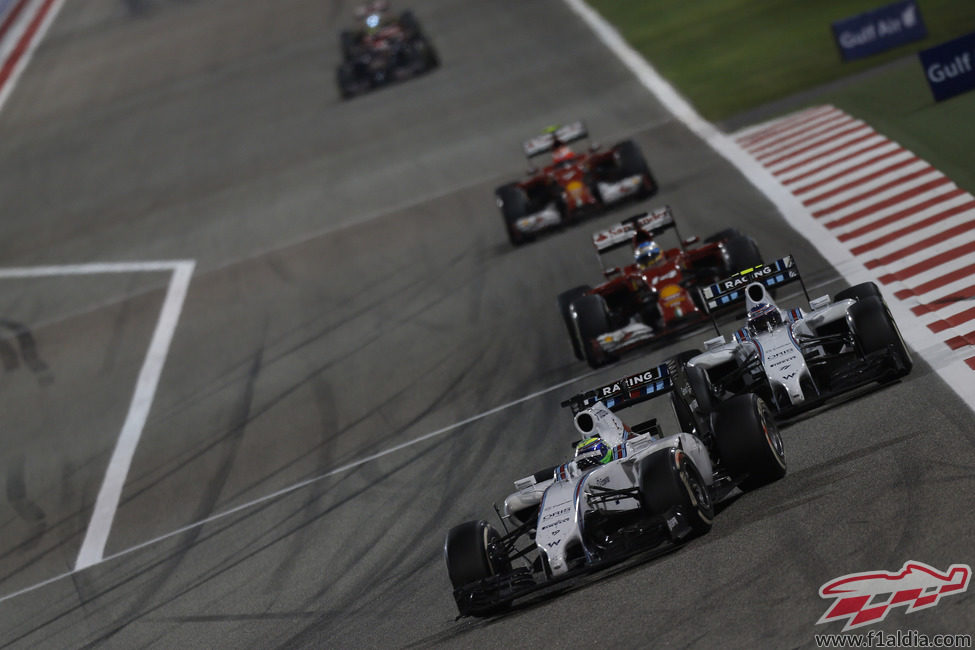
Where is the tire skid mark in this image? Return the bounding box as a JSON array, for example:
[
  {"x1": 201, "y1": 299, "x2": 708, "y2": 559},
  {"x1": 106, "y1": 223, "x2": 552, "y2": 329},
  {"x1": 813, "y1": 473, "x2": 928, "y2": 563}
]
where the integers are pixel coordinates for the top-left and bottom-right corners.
[
  {"x1": 116, "y1": 239, "x2": 488, "y2": 513},
  {"x1": 8, "y1": 434, "x2": 452, "y2": 648},
  {"x1": 0, "y1": 319, "x2": 53, "y2": 384},
  {"x1": 4, "y1": 456, "x2": 46, "y2": 547},
  {"x1": 285, "y1": 337, "x2": 555, "y2": 640},
  {"x1": 75, "y1": 342, "x2": 267, "y2": 625}
]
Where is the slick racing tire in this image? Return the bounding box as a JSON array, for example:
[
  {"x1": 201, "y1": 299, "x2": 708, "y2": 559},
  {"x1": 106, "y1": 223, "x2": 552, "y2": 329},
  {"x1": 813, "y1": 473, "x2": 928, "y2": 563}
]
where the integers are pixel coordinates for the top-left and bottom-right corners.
[
  {"x1": 720, "y1": 234, "x2": 763, "y2": 275},
  {"x1": 669, "y1": 349, "x2": 703, "y2": 435},
  {"x1": 714, "y1": 394, "x2": 786, "y2": 491},
  {"x1": 684, "y1": 359, "x2": 717, "y2": 419},
  {"x1": 835, "y1": 281, "x2": 882, "y2": 303},
  {"x1": 557, "y1": 285, "x2": 591, "y2": 360},
  {"x1": 704, "y1": 228, "x2": 743, "y2": 244},
  {"x1": 418, "y1": 38, "x2": 440, "y2": 70},
  {"x1": 399, "y1": 10, "x2": 421, "y2": 36},
  {"x1": 571, "y1": 293, "x2": 612, "y2": 368},
  {"x1": 612, "y1": 139, "x2": 657, "y2": 199},
  {"x1": 336, "y1": 63, "x2": 358, "y2": 99},
  {"x1": 638, "y1": 450, "x2": 713, "y2": 538},
  {"x1": 339, "y1": 30, "x2": 358, "y2": 60},
  {"x1": 849, "y1": 296, "x2": 913, "y2": 380},
  {"x1": 444, "y1": 520, "x2": 510, "y2": 588},
  {"x1": 495, "y1": 183, "x2": 531, "y2": 246}
]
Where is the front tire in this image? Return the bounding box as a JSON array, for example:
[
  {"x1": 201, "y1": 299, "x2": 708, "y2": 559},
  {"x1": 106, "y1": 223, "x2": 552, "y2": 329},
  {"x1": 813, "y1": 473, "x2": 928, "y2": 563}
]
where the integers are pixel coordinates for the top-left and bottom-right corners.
[
  {"x1": 558, "y1": 285, "x2": 591, "y2": 360},
  {"x1": 849, "y1": 296, "x2": 913, "y2": 380},
  {"x1": 444, "y1": 520, "x2": 512, "y2": 615},
  {"x1": 336, "y1": 63, "x2": 357, "y2": 99},
  {"x1": 714, "y1": 394, "x2": 786, "y2": 491},
  {"x1": 495, "y1": 183, "x2": 530, "y2": 246},
  {"x1": 571, "y1": 294, "x2": 612, "y2": 368},
  {"x1": 638, "y1": 450, "x2": 713, "y2": 537}
]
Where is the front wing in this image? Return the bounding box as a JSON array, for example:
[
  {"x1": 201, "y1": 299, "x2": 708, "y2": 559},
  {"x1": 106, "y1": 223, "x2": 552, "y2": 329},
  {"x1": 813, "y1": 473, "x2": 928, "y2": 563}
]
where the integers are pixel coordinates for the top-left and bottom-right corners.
[
  {"x1": 771, "y1": 345, "x2": 910, "y2": 418},
  {"x1": 452, "y1": 509, "x2": 695, "y2": 618}
]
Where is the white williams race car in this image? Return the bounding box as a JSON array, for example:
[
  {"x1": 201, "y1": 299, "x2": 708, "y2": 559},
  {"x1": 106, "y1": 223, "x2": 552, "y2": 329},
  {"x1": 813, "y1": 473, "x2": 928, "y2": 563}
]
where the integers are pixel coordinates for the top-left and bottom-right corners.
[
  {"x1": 443, "y1": 362, "x2": 786, "y2": 617},
  {"x1": 678, "y1": 256, "x2": 913, "y2": 422}
]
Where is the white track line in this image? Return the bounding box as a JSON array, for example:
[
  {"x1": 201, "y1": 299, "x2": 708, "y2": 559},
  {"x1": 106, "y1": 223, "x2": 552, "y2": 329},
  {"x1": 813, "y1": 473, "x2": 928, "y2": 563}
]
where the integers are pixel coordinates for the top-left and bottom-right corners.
[
  {"x1": 563, "y1": 0, "x2": 975, "y2": 411},
  {"x1": 74, "y1": 261, "x2": 196, "y2": 570},
  {"x1": 1, "y1": 261, "x2": 196, "y2": 571},
  {"x1": 0, "y1": 369, "x2": 595, "y2": 603}
]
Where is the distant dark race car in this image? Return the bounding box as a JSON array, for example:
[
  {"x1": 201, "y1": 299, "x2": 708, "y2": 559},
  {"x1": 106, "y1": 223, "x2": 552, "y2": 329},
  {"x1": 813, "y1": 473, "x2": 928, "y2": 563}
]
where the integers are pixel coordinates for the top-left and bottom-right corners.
[
  {"x1": 495, "y1": 122, "x2": 657, "y2": 246},
  {"x1": 336, "y1": 3, "x2": 439, "y2": 99},
  {"x1": 557, "y1": 207, "x2": 763, "y2": 368}
]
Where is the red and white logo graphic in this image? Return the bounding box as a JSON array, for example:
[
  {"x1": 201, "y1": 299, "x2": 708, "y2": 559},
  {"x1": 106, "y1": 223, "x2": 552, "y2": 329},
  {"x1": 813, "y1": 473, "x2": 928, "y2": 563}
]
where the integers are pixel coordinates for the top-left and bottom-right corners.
[{"x1": 818, "y1": 561, "x2": 971, "y2": 631}]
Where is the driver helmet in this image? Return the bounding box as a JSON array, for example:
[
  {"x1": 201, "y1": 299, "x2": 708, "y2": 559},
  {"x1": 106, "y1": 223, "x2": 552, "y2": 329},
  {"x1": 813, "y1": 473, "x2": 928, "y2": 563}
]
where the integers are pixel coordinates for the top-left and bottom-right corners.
[
  {"x1": 747, "y1": 302, "x2": 783, "y2": 333},
  {"x1": 575, "y1": 436, "x2": 613, "y2": 465},
  {"x1": 552, "y1": 144, "x2": 575, "y2": 164},
  {"x1": 634, "y1": 239, "x2": 662, "y2": 268}
]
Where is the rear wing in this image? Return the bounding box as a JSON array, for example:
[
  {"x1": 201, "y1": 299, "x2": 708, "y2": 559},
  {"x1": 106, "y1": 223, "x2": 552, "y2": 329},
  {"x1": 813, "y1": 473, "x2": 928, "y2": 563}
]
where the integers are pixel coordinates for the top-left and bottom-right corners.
[
  {"x1": 700, "y1": 255, "x2": 800, "y2": 312},
  {"x1": 561, "y1": 363, "x2": 672, "y2": 414},
  {"x1": 591, "y1": 206, "x2": 678, "y2": 254},
  {"x1": 522, "y1": 121, "x2": 588, "y2": 158}
]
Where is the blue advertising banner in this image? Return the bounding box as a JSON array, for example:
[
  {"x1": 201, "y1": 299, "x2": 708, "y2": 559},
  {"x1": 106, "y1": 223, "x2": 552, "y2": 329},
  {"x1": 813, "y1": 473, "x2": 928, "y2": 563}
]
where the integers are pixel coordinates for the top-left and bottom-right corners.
[
  {"x1": 832, "y1": 0, "x2": 927, "y2": 61},
  {"x1": 920, "y1": 32, "x2": 975, "y2": 102}
]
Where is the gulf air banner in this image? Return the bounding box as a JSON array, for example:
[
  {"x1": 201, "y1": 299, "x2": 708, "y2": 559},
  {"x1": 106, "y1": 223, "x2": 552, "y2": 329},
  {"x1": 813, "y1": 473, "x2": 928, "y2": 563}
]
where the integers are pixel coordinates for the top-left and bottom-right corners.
[
  {"x1": 831, "y1": 0, "x2": 926, "y2": 62},
  {"x1": 920, "y1": 31, "x2": 975, "y2": 102}
]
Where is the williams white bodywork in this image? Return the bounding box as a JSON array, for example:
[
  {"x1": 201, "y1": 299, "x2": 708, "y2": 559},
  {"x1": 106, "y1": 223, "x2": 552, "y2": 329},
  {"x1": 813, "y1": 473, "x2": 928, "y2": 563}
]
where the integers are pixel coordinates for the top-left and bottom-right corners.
[
  {"x1": 503, "y1": 402, "x2": 711, "y2": 576},
  {"x1": 690, "y1": 282, "x2": 854, "y2": 409}
]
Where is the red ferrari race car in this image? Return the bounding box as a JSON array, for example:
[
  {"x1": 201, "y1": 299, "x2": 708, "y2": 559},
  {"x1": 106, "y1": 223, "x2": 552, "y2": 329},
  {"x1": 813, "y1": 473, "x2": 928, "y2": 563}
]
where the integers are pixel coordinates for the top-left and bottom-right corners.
[
  {"x1": 557, "y1": 206, "x2": 763, "y2": 367},
  {"x1": 494, "y1": 122, "x2": 657, "y2": 246}
]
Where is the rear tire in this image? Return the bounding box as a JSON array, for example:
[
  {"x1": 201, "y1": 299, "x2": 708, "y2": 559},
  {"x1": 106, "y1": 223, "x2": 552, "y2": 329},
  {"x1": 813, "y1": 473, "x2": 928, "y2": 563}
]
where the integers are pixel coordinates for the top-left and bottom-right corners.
[
  {"x1": 704, "y1": 228, "x2": 743, "y2": 244},
  {"x1": 685, "y1": 360, "x2": 717, "y2": 419},
  {"x1": 714, "y1": 394, "x2": 786, "y2": 491},
  {"x1": 495, "y1": 183, "x2": 530, "y2": 246},
  {"x1": 558, "y1": 285, "x2": 591, "y2": 360},
  {"x1": 571, "y1": 294, "x2": 611, "y2": 368},
  {"x1": 638, "y1": 450, "x2": 713, "y2": 537},
  {"x1": 669, "y1": 350, "x2": 703, "y2": 435},
  {"x1": 399, "y1": 10, "x2": 421, "y2": 35},
  {"x1": 849, "y1": 296, "x2": 913, "y2": 380},
  {"x1": 721, "y1": 234, "x2": 763, "y2": 275},
  {"x1": 612, "y1": 140, "x2": 657, "y2": 198}
]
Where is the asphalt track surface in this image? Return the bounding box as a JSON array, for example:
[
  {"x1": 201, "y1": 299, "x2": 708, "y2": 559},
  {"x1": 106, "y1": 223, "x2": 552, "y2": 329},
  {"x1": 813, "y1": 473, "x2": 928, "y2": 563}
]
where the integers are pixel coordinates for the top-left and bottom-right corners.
[{"x1": 0, "y1": 0, "x2": 972, "y2": 647}]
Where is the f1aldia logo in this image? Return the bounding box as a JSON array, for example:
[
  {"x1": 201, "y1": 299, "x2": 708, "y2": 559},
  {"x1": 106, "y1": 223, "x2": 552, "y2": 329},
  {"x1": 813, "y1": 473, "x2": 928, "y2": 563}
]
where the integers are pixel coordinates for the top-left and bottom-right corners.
[{"x1": 817, "y1": 561, "x2": 971, "y2": 631}]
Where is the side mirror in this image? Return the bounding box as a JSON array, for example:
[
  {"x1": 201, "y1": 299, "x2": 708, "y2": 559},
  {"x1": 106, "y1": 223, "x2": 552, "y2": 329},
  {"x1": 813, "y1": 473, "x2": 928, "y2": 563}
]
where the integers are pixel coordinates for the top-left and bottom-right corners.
[
  {"x1": 682, "y1": 236, "x2": 700, "y2": 246},
  {"x1": 589, "y1": 141, "x2": 600, "y2": 152},
  {"x1": 603, "y1": 266, "x2": 621, "y2": 278}
]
